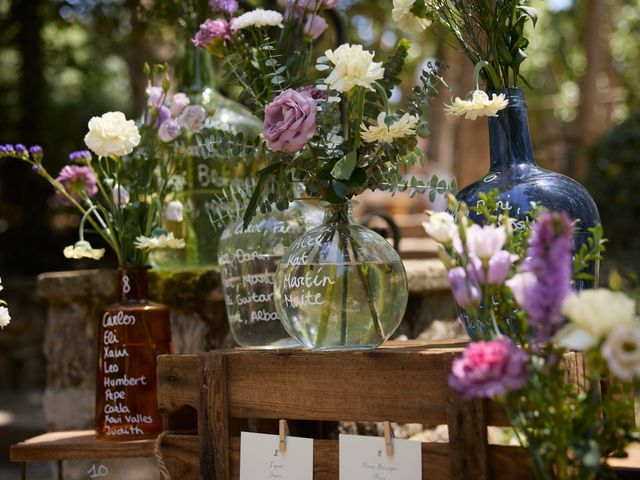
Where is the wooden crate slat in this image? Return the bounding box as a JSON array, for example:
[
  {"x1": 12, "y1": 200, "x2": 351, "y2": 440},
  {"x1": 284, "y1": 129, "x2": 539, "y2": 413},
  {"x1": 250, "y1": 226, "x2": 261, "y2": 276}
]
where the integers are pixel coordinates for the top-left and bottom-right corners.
[
  {"x1": 157, "y1": 354, "x2": 200, "y2": 414},
  {"x1": 161, "y1": 434, "x2": 200, "y2": 479}
]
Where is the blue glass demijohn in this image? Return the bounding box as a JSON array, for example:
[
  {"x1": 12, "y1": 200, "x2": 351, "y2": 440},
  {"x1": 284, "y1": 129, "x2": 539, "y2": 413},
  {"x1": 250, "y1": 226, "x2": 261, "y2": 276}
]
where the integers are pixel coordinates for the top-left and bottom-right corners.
[{"x1": 455, "y1": 88, "x2": 600, "y2": 339}]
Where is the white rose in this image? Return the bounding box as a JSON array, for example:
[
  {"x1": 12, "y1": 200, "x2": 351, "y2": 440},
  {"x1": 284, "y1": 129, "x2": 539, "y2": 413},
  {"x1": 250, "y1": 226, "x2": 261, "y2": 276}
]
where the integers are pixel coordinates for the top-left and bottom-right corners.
[
  {"x1": 178, "y1": 106, "x2": 207, "y2": 134},
  {"x1": 165, "y1": 200, "x2": 184, "y2": 222},
  {"x1": 112, "y1": 185, "x2": 130, "y2": 206},
  {"x1": 422, "y1": 211, "x2": 457, "y2": 244},
  {"x1": 0, "y1": 306, "x2": 10, "y2": 329},
  {"x1": 555, "y1": 289, "x2": 637, "y2": 350},
  {"x1": 465, "y1": 224, "x2": 507, "y2": 261},
  {"x1": 392, "y1": 0, "x2": 431, "y2": 33},
  {"x1": 84, "y1": 111, "x2": 141, "y2": 158},
  {"x1": 602, "y1": 324, "x2": 640, "y2": 381},
  {"x1": 324, "y1": 44, "x2": 385, "y2": 93}
]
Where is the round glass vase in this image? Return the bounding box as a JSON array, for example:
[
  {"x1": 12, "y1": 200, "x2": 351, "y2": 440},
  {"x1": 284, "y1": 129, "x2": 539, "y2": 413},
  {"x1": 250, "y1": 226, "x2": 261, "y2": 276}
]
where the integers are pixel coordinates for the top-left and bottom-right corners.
[
  {"x1": 95, "y1": 267, "x2": 172, "y2": 441},
  {"x1": 274, "y1": 201, "x2": 408, "y2": 351},
  {"x1": 455, "y1": 88, "x2": 601, "y2": 339},
  {"x1": 219, "y1": 201, "x2": 323, "y2": 348}
]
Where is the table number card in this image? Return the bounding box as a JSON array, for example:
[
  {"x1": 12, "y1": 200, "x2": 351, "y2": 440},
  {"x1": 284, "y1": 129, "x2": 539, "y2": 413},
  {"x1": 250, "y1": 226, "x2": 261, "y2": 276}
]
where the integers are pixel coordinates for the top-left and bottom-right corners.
[
  {"x1": 239, "y1": 432, "x2": 314, "y2": 480},
  {"x1": 339, "y1": 434, "x2": 422, "y2": 480}
]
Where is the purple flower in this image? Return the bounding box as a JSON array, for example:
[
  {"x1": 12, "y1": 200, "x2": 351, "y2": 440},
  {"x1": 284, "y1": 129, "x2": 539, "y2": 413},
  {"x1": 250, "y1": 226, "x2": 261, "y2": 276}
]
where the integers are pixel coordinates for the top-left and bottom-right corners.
[
  {"x1": 15, "y1": 144, "x2": 27, "y2": 154},
  {"x1": 146, "y1": 86, "x2": 164, "y2": 106},
  {"x1": 178, "y1": 105, "x2": 207, "y2": 134},
  {"x1": 448, "y1": 266, "x2": 481, "y2": 309},
  {"x1": 145, "y1": 86, "x2": 171, "y2": 128},
  {"x1": 3, "y1": 144, "x2": 15, "y2": 154},
  {"x1": 55, "y1": 165, "x2": 98, "y2": 206},
  {"x1": 264, "y1": 89, "x2": 317, "y2": 153},
  {"x1": 508, "y1": 212, "x2": 574, "y2": 341},
  {"x1": 209, "y1": 0, "x2": 238, "y2": 15},
  {"x1": 158, "y1": 119, "x2": 182, "y2": 142},
  {"x1": 29, "y1": 145, "x2": 43, "y2": 155},
  {"x1": 470, "y1": 250, "x2": 518, "y2": 286},
  {"x1": 192, "y1": 19, "x2": 232, "y2": 57},
  {"x1": 303, "y1": 14, "x2": 328, "y2": 39},
  {"x1": 68, "y1": 150, "x2": 92, "y2": 163},
  {"x1": 294, "y1": 0, "x2": 341, "y2": 10},
  {"x1": 297, "y1": 85, "x2": 328, "y2": 101},
  {"x1": 170, "y1": 93, "x2": 190, "y2": 117},
  {"x1": 449, "y1": 337, "x2": 529, "y2": 400}
]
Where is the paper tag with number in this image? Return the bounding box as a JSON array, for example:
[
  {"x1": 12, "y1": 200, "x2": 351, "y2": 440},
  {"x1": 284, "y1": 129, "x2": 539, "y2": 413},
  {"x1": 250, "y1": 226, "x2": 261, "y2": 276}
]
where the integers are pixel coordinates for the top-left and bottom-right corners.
[
  {"x1": 239, "y1": 432, "x2": 313, "y2": 480},
  {"x1": 339, "y1": 434, "x2": 422, "y2": 480}
]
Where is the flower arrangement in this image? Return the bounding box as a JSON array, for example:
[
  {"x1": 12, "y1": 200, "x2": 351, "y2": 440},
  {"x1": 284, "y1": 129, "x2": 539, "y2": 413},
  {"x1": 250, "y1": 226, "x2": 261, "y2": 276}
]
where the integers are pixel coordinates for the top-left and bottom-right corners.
[
  {"x1": 0, "y1": 66, "x2": 202, "y2": 267},
  {"x1": 424, "y1": 192, "x2": 639, "y2": 479},
  {"x1": 397, "y1": 0, "x2": 538, "y2": 119},
  {"x1": 0, "y1": 278, "x2": 9, "y2": 329},
  {"x1": 195, "y1": 0, "x2": 455, "y2": 226}
]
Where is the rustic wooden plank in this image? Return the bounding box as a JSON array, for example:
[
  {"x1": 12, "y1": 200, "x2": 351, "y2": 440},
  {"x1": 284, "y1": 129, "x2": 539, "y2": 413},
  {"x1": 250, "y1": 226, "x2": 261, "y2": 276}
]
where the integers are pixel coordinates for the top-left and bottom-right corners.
[
  {"x1": 444, "y1": 352, "x2": 490, "y2": 480},
  {"x1": 157, "y1": 354, "x2": 199, "y2": 414},
  {"x1": 159, "y1": 434, "x2": 199, "y2": 480},
  {"x1": 198, "y1": 353, "x2": 230, "y2": 480},
  {"x1": 10, "y1": 430, "x2": 154, "y2": 462}
]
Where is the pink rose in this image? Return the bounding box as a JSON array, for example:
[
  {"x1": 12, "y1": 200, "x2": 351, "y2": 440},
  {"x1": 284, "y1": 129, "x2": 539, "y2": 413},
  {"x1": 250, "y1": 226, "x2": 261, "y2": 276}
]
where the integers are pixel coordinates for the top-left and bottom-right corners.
[{"x1": 263, "y1": 89, "x2": 317, "y2": 153}]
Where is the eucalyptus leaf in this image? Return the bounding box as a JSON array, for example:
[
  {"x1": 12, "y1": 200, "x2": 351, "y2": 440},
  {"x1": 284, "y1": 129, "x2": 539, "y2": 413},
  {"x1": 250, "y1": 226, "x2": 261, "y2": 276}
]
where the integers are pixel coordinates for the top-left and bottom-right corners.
[{"x1": 330, "y1": 151, "x2": 358, "y2": 181}]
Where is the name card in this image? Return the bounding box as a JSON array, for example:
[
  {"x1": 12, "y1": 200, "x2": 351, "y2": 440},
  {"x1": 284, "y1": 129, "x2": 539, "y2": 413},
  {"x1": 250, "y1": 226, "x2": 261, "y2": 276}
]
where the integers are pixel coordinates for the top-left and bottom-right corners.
[
  {"x1": 240, "y1": 432, "x2": 313, "y2": 480},
  {"x1": 339, "y1": 434, "x2": 422, "y2": 480}
]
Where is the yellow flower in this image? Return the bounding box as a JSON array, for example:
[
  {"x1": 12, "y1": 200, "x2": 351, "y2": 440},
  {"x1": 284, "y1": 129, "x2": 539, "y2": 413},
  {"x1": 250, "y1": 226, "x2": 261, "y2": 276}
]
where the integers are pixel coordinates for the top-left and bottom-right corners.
[
  {"x1": 63, "y1": 241, "x2": 106, "y2": 260},
  {"x1": 392, "y1": 0, "x2": 431, "y2": 33},
  {"x1": 361, "y1": 112, "x2": 419, "y2": 144},
  {"x1": 324, "y1": 44, "x2": 385, "y2": 93},
  {"x1": 134, "y1": 232, "x2": 186, "y2": 250},
  {"x1": 84, "y1": 111, "x2": 141, "y2": 158},
  {"x1": 445, "y1": 90, "x2": 509, "y2": 120}
]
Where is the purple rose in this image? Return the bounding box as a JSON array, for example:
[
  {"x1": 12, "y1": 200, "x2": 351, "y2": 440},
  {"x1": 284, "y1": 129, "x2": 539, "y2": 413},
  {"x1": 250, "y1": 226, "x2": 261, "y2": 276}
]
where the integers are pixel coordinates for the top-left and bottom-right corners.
[
  {"x1": 304, "y1": 14, "x2": 328, "y2": 39},
  {"x1": 448, "y1": 266, "x2": 481, "y2": 309},
  {"x1": 170, "y1": 93, "x2": 190, "y2": 117},
  {"x1": 158, "y1": 119, "x2": 182, "y2": 142},
  {"x1": 179, "y1": 105, "x2": 207, "y2": 133},
  {"x1": 55, "y1": 165, "x2": 98, "y2": 206},
  {"x1": 449, "y1": 337, "x2": 529, "y2": 400},
  {"x1": 263, "y1": 89, "x2": 317, "y2": 153}
]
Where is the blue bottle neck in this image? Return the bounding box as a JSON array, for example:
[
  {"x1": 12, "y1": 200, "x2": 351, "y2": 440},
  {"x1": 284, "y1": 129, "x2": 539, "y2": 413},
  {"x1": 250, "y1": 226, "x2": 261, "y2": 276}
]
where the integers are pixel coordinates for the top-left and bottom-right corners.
[{"x1": 488, "y1": 88, "x2": 536, "y2": 170}]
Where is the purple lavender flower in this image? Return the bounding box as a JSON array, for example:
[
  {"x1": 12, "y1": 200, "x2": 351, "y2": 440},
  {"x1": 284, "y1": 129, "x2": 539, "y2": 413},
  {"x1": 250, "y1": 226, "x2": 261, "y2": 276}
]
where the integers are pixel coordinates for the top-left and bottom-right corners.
[
  {"x1": 29, "y1": 145, "x2": 43, "y2": 155},
  {"x1": 448, "y1": 266, "x2": 481, "y2": 309},
  {"x1": 209, "y1": 0, "x2": 238, "y2": 15},
  {"x1": 449, "y1": 337, "x2": 529, "y2": 400},
  {"x1": 192, "y1": 19, "x2": 232, "y2": 57},
  {"x1": 508, "y1": 212, "x2": 574, "y2": 341},
  {"x1": 3, "y1": 144, "x2": 15, "y2": 154},
  {"x1": 55, "y1": 165, "x2": 98, "y2": 206},
  {"x1": 15, "y1": 144, "x2": 27, "y2": 155},
  {"x1": 68, "y1": 150, "x2": 92, "y2": 163}
]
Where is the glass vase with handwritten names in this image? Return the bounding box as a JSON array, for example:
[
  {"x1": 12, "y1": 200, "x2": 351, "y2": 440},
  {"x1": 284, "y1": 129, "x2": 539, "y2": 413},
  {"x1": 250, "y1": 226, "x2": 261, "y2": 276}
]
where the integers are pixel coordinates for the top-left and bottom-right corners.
[
  {"x1": 96, "y1": 267, "x2": 172, "y2": 440},
  {"x1": 219, "y1": 201, "x2": 322, "y2": 348},
  {"x1": 274, "y1": 201, "x2": 408, "y2": 351}
]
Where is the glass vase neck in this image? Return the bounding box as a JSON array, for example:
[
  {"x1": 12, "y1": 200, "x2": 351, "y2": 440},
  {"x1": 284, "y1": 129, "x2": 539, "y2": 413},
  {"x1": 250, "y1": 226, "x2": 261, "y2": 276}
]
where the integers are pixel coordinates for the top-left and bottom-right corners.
[
  {"x1": 178, "y1": 47, "x2": 216, "y2": 95},
  {"x1": 488, "y1": 88, "x2": 535, "y2": 170},
  {"x1": 320, "y1": 201, "x2": 357, "y2": 225},
  {"x1": 118, "y1": 266, "x2": 149, "y2": 302}
]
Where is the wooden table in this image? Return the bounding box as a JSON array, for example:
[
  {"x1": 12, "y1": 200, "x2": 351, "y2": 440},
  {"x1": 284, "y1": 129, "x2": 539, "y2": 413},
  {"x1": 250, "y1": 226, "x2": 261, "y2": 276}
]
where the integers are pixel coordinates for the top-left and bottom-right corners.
[{"x1": 10, "y1": 430, "x2": 155, "y2": 479}]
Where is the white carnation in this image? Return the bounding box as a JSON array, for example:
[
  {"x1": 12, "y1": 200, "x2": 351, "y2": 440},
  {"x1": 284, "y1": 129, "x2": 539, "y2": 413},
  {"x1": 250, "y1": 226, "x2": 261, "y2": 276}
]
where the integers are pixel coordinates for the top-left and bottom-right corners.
[
  {"x1": 84, "y1": 111, "x2": 141, "y2": 158},
  {"x1": 361, "y1": 112, "x2": 419, "y2": 144},
  {"x1": 0, "y1": 306, "x2": 10, "y2": 329},
  {"x1": 445, "y1": 90, "x2": 509, "y2": 120},
  {"x1": 63, "y1": 241, "x2": 106, "y2": 260},
  {"x1": 422, "y1": 211, "x2": 457, "y2": 244},
  {"x1": 232, "y1": 9, "x2": 284, "y2": 30},
  {"x1": 324, "y1": 44, "x2": 385, "y2": 93},
  {"x1": 392, "y1": 0, "x2": 431, "y2": 33}
]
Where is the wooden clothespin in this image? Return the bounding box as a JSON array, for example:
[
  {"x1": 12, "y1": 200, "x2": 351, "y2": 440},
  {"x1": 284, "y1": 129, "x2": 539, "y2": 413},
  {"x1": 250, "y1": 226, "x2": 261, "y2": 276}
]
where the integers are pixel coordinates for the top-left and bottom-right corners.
[
  {"x1": 383, "y1": 421, "x2": 394, "y2": 458},
  {"x1": 279, "y1": 419, "x2": 290, "y2": 455}
]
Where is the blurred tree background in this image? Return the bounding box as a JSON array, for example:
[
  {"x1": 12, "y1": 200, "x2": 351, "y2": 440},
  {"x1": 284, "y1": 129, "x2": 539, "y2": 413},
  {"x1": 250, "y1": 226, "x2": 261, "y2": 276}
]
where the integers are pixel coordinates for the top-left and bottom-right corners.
[{"x1": 0, "y1": 0, "x2": 639, "y2": 278}]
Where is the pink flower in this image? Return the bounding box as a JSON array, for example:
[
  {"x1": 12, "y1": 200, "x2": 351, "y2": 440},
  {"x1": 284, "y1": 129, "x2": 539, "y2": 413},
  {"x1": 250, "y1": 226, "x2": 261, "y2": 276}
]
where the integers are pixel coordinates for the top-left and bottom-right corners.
[
  {"x1": 448, "y1": 266, "x2": 481, "y2": 309},
  {"x1": 465, "y1": 224, "x2": 507, "y2": 261},
  {"x1": 158, "y1": 119, "x2": 182, "y2": 142},
  {"x1": 449, "y1": 337, "x2": 529, "y2": 400},
  {"x1": 178, "y1": 105, "x2": 207, "y2": 134},
  {"x1": 55, "y1": 165, "x2": 98, "y2": 206},
  {"x1": 192, "y1": 18, "x2": 232, "y2": 56},
  {"x1": 470, "y1": 250, "x2": 518, "y2": 285},
  {"x1": 304, "y1": 14, "x2": 328, "y2": 39},
  {"x1": 170, "y1": 93, "x2": 190, "y2": 117},
  {"x1": 263, "y1": 89, "x2": 317, "y2": 153}
]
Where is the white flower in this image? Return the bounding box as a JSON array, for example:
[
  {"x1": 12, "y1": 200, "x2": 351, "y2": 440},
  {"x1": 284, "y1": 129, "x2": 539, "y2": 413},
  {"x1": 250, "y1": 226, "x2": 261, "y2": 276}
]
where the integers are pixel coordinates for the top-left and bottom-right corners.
[
  {"x1": 602, "y1": 324, "x2": 640, "y2": 381},
  {"x1": 134, "y1": 232, "x2": 186, "y2": 250},
  {"x1": 178, "y1": 106, "x2": 206, "y2": 134},
  {"x1": 465, "y1": 224, "x2": 507, "y2": 261},
  {"x1": 324, "y1": 44, "x2": 385, "y2": 93},
  {"x1": 361, "y1": 112, "x2": 419, "y2": 144},
  {"x1": 422, "y1": 211, "x2": 457, "y2": 244},
  {"x1": 84, "y1": 111, "x2": 141, "y2": 158},
  {"x1": 63, "y1": 241, "x2": 106, "y2": 260},
  {"x1": 112, "y1": 184, "x2": 130, "y2": 207},
  {"x1": 0, "y1": 277, "x2": 3, "y2": 292},
  {"x1": 392, "y1": 0, "x2": 431, "y2": 33},
  {"x1": 0, "y1": 306, "x2": 10, "y2": 329},
  {"x1": 555, "y1": 289, "x2": 637, "y2": 351},
  {"x1": 445, "y1": 90, "x2": 509, "y2": 120},
  {"x1": 231, "y1": 9, "x2": 284, "y2": 30},
  {"x1": 165, "y1": 200, "x2": 184, "y2": 222}
]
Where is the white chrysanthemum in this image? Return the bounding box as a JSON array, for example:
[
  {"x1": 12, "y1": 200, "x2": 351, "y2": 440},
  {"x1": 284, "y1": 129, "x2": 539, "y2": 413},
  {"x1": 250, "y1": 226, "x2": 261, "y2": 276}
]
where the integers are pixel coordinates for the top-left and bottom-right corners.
[
  {"x1": 63, "y1": 241, "x2": 106, "y2": 260},
  {"x1": 134, "y1": 232, "x2": 186, "y2": 250},
  {"x1": 392, "y1": 0, "x2": 431, "y2": 33},
  {"x1": 602, "y1": 324, "x2": 640, "y2": 381},
  {"x1": 361, "y1": 112, "x2": 419, "y2": 144},
  {"x1": 231, "y1": 9, "x2": 284, "y2": 30},
  {"x1": 0, "y1": 306, "x2": 10, "y2": 329},
  {"x1": 555, "y1": 289, "x2": 637, "y2": 351},
  {"x1": 324, "y1": 44, "x2": 385, "y2": 93},
  {"x1": 445, "y1": 90, "x2": 509, "y2": 120},
  {"x1": 84, "y1": 111, "x2": 141, "y2": 158},
  {"x1": 422, "y1": 211, "x2": 457, "y2": 244}
]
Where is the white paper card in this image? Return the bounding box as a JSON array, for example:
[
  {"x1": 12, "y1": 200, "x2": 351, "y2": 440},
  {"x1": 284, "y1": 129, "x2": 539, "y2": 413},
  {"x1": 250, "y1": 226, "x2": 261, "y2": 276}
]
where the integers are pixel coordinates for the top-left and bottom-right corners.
[
  {"x1": 339, "y1": 434, "x2": 422, "y2": 480},
  {"x1": 239, "y1": 432, "x2": 313, "y2": 480}
]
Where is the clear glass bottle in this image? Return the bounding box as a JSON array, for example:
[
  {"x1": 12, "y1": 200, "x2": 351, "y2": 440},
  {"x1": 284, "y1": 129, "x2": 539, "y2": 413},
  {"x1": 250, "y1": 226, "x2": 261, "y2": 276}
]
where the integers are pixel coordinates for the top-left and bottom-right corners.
[
  {"x1": 274, "y1": 201, "x2": 408, "y2": 351},
  {"x1": 95, "y1": 267, "x2": 172, "y2": 440},
  {"x1": 219, "y1": 201, "x2": 323, "y2": 348}
]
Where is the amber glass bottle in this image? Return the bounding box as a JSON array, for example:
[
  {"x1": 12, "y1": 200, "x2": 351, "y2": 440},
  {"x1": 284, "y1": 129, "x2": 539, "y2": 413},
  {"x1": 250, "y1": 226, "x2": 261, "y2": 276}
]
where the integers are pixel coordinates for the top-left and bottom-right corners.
[{"x1": 95, "y1": 267, "x2": 172, "y2": 440}]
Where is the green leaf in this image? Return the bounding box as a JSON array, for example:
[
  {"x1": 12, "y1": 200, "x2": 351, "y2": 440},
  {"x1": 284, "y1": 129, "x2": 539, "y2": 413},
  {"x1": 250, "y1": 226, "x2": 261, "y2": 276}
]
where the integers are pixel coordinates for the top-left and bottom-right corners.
[
  {"x1": 330, "y1": 151, "x2": 358, "y2": 180},
  {"x1": 410, "y1": 0, "x2": 428, "y2": 18},
  {"x1": 519, "y1": 6, "x2": 538, "y2": 27},
  {"x1": 243, "y1": 162, "x2": 283, "y2": 228}
]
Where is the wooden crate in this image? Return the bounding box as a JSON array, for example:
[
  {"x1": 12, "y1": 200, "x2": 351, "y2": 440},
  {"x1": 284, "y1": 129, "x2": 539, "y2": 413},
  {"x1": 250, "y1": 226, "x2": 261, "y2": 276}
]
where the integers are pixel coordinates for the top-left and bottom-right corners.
[{"x1": 156, "y1": 340, "x2": 571, "y2": 480}]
